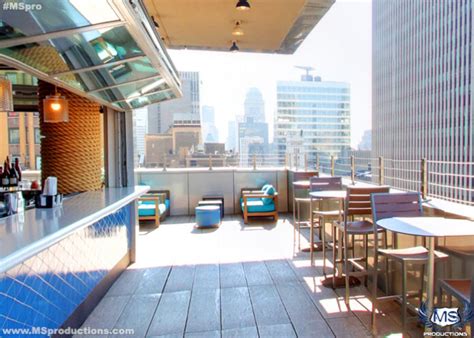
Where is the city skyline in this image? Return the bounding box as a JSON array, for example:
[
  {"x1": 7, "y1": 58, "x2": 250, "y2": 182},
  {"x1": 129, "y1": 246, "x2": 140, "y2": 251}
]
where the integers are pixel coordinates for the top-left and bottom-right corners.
[{"x1": 168, "y1": 0, "x2": 371, "y2": 148}]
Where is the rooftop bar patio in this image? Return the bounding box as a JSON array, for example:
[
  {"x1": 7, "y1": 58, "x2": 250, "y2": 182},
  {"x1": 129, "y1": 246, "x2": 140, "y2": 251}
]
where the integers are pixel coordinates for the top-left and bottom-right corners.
[{"x1": 1, "y1": 0, "x2": 474, "y2": 337}]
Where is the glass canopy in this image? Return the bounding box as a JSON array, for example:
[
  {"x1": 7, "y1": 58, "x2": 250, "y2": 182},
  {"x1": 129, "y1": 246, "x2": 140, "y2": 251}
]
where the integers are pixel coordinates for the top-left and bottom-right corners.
[{"x1": 0, "y1": 0, "x2": 181, "y2": 110}]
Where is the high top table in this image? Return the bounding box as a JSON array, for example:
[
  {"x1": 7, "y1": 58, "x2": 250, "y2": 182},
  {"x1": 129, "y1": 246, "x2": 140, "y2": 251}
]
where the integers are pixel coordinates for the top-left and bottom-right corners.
[{"x1": 377, "y1": 217, "x2": 474, "y2": 329}]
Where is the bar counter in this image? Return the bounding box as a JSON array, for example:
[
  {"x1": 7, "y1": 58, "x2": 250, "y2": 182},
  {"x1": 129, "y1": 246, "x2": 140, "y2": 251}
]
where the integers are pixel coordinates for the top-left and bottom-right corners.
[{"x1": 0, "y1": 186, "x2": 149, "y2": 333}]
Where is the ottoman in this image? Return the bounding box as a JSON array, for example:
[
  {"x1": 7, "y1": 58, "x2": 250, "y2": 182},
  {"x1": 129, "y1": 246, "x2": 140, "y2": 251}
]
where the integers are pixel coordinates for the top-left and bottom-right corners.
[{"x1": 195, "y1": 205, "x2": 221, "y2": 228}]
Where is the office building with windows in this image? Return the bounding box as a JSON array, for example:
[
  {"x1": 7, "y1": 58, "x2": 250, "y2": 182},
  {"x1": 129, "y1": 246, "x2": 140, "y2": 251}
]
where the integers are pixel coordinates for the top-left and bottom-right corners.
[
  {"x1": 274, "y1": 75, "x2": 351, "y2": 165},
  {"x1": 372, "y1": 0, "x2": 474, "y2": 203},
  {"x1": 148, "y1": 71, "x2": 201, "y2": 134}
]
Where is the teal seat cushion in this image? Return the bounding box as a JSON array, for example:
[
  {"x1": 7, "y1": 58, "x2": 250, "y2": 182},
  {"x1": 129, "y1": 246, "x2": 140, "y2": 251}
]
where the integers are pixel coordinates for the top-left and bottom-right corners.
[
  {"x1": 138, "y1": 204, "x2": 157, "y2": 217},
  {"x1": 262, "y1": 185, "x2": 276, "y2": 205},
  {"x1": 165, "y1": 199, "x2": 170, "y2": 210},
  {"x1": 241, "y1": 200, "x2": 275, "y2": 213}
]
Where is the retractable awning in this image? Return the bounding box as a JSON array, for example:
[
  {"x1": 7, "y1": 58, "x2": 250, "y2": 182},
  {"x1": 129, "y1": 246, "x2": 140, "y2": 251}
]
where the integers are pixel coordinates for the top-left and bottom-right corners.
[{"x1": 0, "y1": 0, "x2": 182, "y2": 111}]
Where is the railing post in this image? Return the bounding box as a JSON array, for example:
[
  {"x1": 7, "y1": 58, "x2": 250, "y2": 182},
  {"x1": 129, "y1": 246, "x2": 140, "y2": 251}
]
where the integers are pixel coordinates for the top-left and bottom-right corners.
[
  {"x1": 316, "y1": 154, "x2": 320, "y2": 173},
  {"x1": 209, "y1": 155, "x2": 213, "y2": 170},
  {"x1": 351, "y1": 155, "x2": 355, "y2": 184},
  {"x1": 163, "y1": 153, "x2": 167, "y2": 172},
  {"x1": 304, "y1": 153, "x2": 308, "y2": 172},
  {"x1": 294, "y1": 153, "x2": 298, "y2": 171},
  {"x1": 421, "y1": 158, "x2": 427, "y2": 199},
  {"x1": 330, "y1": 155, "x2": 335, "y2": 177},
  {"x1": 378, "y1": 156, "x2": 384, "y2": 185},
  {"x1": 253, "y1": 154, "x2": 257, "y2": 170}
]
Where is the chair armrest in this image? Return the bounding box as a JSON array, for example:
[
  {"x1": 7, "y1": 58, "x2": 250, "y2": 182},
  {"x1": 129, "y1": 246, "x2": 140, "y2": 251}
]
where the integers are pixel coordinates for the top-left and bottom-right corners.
[{"x1": 140, "y1": 196, "x2": 160, "y2": 202}]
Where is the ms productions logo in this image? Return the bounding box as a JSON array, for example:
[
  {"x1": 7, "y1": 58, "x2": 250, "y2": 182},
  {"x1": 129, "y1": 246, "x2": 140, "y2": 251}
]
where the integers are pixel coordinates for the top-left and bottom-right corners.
[{"x1": 419, "y1": 300, "x2": 473, "y2": 334}]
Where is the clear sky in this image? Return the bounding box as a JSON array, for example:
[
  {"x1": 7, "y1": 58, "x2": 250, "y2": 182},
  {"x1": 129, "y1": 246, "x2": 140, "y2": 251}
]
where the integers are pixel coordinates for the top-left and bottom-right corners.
[{"x1": 168, "y1": 0, "x2": 372, "y2": 148}]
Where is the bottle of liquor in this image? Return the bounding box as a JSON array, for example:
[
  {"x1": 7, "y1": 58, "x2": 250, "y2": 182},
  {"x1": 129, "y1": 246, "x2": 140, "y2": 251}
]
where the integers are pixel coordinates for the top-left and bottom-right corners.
[
  {"x1": 1, "y1": 166, "x2": 9, "y2": 188},
  {"x1": 9, "y1": 163, "x2": 18, "y2": 187},
  {"x1": 14, "y1": 158, "x2": 22, "y2": 182}
]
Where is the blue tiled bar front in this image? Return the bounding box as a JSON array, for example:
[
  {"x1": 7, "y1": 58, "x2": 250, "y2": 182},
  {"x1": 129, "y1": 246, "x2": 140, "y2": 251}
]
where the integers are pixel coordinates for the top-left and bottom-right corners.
[{"x1": 0, "y1": 186, "x2": 148, "y2": 335}]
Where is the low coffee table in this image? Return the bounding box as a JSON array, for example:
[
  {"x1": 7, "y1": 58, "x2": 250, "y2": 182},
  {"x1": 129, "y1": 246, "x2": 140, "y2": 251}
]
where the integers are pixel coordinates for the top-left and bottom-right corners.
[
  {"x1": 198, "y1": 200, "x2": 223, "y2": 218},
  {"x1": 202, "y1": 195, "x2": 224, "y2": 217}
]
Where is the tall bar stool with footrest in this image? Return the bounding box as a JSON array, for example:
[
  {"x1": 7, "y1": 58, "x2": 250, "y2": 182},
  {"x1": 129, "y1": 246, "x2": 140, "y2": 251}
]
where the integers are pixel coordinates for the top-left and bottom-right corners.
[
  {"x1": 336, "y1": 186, "x2": 390, "y2": 304},
  {"x1": 309, "y1": 176, "x2": 343, "y2": 269},
  {"x1": 292, "y1": 172, "x2": 318, "y2": 252},
  {"x1": 370, "y1": 192, "x2": 449, "y2": 332}
]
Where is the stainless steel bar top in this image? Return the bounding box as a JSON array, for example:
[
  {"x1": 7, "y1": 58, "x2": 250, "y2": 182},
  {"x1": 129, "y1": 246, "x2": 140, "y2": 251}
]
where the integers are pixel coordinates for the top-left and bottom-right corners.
[{"x1": 0, "y1": 186, "x2": 150, "y2": 273}]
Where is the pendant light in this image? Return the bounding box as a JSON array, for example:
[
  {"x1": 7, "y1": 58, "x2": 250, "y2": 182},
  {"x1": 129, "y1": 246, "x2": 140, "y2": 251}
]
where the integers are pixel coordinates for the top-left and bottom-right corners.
[
  {"x1": 43, "y1": 86, "x2": 69, "y2": 123},
  {"x1": 229, "y1": 41, "x2": 240, "y2": 52},
  {"x1": 236, "y1": 0, "x2": 251, "y2": 11},
  {"x1": 0, "y1": 75, "x2": 14, "y2": 113},
  {"x1": 232, "y1": 21, "x2": 244, "y2": 36}
]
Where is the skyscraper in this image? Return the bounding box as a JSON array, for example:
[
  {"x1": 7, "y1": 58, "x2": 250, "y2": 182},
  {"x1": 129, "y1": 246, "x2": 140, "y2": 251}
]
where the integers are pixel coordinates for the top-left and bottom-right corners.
[
  {"x1": 201, "y1": 105, "x2": 219, "y2": 142},
  {"x1": 239, "y1": 88, "x2": 269, "y2": 156},
  {"x1": 274, "y1": 75, "x2": 351, "y2": 164},
  {"x1": 148, "y1": 71, "x2": 200, "y2": 134},
  {"x1": 372, "y1": 0, "x2": 473, "y2": 203},
  {"x1": 244, "y1": 87, "x2": 265, "y2": 122},
  {"x1": 133, "y1": 107, "x2": 148, "y2": 166}
]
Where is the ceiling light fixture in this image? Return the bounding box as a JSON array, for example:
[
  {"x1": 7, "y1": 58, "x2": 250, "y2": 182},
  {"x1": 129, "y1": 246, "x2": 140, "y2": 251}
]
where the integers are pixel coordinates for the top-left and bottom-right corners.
[
  {"x1": 235, "y1": 0, "x2": 250, "y2": 11},
  {"x1": 230, "y1": 41, "x2": 239, "y2": 52},
  {"x1": 43, "y1": 87, "x2": 69, "y2": 123},
  {"x1": 0, "y1": 76, "x2": 13, "y2": 113},
  {"x1": 232, "y1": 21, "x2": 244, "y2": 36},
  {"x1": 151, "y1": 16, "x2": 159, "y2": 28}
]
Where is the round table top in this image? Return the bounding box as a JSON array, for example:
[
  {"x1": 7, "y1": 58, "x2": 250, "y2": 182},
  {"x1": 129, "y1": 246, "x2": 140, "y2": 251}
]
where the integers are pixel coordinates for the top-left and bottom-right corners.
[
  {"x1": 309, "y1": 190, "x2": 346, "y2": 199},
  {"x1": 376, "y1": 217, "x2": 474, "y2": 237},
  {"x1": 293, "y1": 180, "x2": 310, "y2": 188}
]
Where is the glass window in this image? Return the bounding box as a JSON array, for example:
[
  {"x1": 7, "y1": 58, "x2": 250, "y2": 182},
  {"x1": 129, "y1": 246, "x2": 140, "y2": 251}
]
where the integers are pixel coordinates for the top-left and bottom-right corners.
[
  {"x1": 34, "y1": 128, "x2": 41, "y2": 144},
  {"x1": 0, "y1": 0, "x2": 119, "y2": 41},
  {"x1": 9, "y1": 128, "x2": 20, "y2": 144},
  {"x1": 0, "y1": 26, "x2": 142, "y2": 74},
  {"x1": 57, "y1": 57, "x2": 160, "y2": 92}
]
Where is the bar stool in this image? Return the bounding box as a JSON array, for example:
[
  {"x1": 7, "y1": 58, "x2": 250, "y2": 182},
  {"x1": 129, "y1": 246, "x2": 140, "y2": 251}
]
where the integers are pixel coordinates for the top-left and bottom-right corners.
[
  {"x1": 292, "y1": 172, "x2": 318, "y2": 251},
  {"x1": 336, "y1": 186, "x2": 390, "y2": 303},
  {"x1": 309, "y1": 176, "x2": 343, "y2": 270},
  {"x1": 370, "y1": 192, "x2": 449, "y2": 332}
]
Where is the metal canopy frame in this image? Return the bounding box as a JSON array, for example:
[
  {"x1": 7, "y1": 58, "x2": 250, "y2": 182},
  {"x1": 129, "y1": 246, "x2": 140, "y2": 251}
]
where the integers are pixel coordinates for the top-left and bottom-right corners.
[
  {"x1": 0, "y1": 0, "x2": 182, "y2": 112},
  {"x1": 51, "y1": 55, "x2": 146, "y2": 77},
  {"x1": 87, "y1": 74, "x2": 163, "y2": 94}
]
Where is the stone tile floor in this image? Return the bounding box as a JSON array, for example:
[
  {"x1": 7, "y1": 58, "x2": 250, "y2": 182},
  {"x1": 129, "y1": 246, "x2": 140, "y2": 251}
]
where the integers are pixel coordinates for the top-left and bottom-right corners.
[{"x1": 77, "y1": 215, "x2": 423, "y2": 337}]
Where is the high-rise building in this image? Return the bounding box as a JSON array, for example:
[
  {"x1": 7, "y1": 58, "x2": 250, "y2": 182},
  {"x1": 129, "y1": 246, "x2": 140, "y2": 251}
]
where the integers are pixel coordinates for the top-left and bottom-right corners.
[
  {"x1": 148, "y1": 71, "x2": 200, "y2": 134},
  {"x1": 133, "y1": 108, "x2": 148, "y2": 167},
  {"x1": 239, "y1": 88, "x2": 269, "y2": 154},
  {"x1": 244, "y1": 88, "x2": 265, "y2": 122},
  {"x1": 0, "y1": 112, "x2": 41, "y2": 170},
  {"x1": 358, "y1": 130, "x2": 371, "y2": 151},
  {"x1": 201, "y1": 105, "x2": 219, "y2": 142},
  {"x1": 226, "y1": 119, "x2": 238, "y2": 152},
  {"x1": 274, "y1": 75, "x2": 351, "y2": 164},
  {"x1": 372, "y1": 0, "x2": 473, "y2": 203}
]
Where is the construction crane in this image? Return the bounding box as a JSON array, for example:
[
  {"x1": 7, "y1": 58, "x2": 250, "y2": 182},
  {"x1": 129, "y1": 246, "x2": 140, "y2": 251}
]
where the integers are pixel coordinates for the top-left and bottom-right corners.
[
  {"x1": 295, "y1": 66, "x2": 316, "y2": 81},
  {"x1": 294, "y1": 66, "x2": 315, "y2": 77}
]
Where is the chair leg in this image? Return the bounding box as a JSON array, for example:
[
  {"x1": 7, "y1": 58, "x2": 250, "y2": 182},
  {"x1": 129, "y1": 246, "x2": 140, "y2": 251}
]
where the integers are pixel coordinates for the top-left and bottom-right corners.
[
  {"x1": 344, "y1": 229, "x2": 350, "y2": 305},
  {"x1": 296, "y1": 201, "x2": 301, "y2": 250},
  {"x1": 371, "y1": 251, "x2": 379, "y2": 332},
  {"x1": 383, "y1": 232, "x2": 390, "y2": 294},
  {"x1": 420, "y1": 264, "x2": 425, "y2": 303},
  {"x1": 401, "y1": 262, "x2": 407, "y2": 331},
  {"x1": 310, "y1": 212, "x2": 315, "y2": 266},
  {"x1": 332, "y1": 220, "x2": 337, "y2": 286},
  {"x1": 364, "y1": 234, "x2": 369, "y2": 287},
  {"x1": 322, "y1": 216, "x2": 327, "y2": 276},
  {"x1": 293, "y1": 199, "x2": 296, "y2": 251}
]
